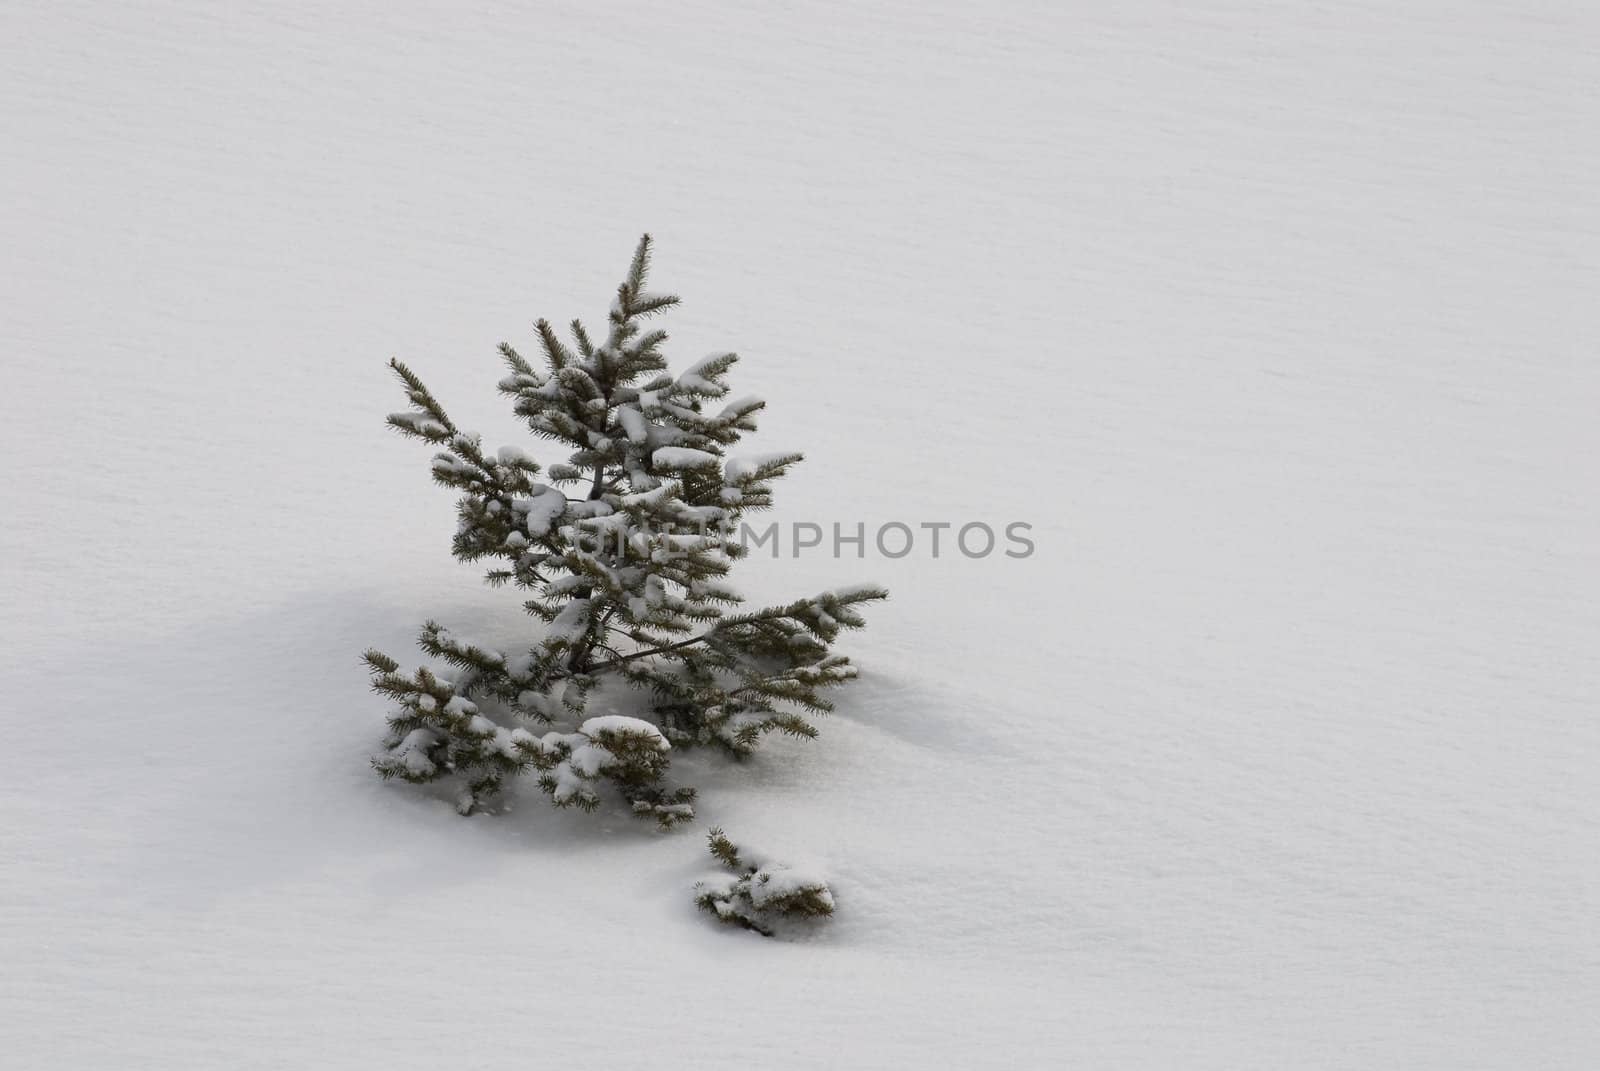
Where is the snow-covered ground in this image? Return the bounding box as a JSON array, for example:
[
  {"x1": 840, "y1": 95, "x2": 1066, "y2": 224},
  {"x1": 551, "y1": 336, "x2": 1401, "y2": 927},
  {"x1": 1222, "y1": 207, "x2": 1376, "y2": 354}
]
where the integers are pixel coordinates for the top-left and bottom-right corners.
[{"x1": 3, "y1": 2, "x2": 1597, "y2": 1066}]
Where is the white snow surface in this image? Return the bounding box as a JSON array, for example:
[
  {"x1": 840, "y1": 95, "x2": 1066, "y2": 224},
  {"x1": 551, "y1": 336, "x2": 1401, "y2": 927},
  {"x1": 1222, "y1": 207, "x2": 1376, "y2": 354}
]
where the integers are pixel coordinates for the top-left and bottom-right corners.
[{"x1": 3, "y1": 2, "x2": 1598, "y2": 1067}]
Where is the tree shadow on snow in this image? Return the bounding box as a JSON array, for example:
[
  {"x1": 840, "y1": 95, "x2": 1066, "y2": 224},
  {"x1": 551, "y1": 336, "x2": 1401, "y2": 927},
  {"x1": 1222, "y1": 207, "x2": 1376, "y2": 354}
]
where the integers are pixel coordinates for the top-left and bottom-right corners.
[{"x1": 76, "y1": 585, "x2": 1014, "y2": 914}]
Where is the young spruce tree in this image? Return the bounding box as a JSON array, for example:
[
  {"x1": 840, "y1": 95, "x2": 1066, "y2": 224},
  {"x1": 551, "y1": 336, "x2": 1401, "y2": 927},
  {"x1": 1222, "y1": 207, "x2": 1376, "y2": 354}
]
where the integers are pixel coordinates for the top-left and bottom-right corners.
[{"x1": 365, "y1": 236, "x2": 886, "y2": 823}]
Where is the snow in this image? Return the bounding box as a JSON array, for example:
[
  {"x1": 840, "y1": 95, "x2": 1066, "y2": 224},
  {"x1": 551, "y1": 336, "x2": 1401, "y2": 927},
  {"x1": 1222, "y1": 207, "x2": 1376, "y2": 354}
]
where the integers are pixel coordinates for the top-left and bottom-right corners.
[
  {"x1": 676, "y1": 353, "x2": 734, "y2": 396},
  {"x1": 517, "y1": 486, "x2": 566, "y2": 537},
  {"x1": 546, "y1": 756, "x2": 596, "y2": 805},
  {"x1": 725, "y1": 451, "x2": 795, "y2": 481},
  {"x1": 432, "y1": 630, "x2": 504, "y2": 665},
  {"x1": 387, "y1": 411, "x2": 448, "y2": 438},
  {"x1": 495, "y1": 444, "x2": 533, "y2": 467},
  {"x1": 392, "y1": 729, "x2": 440, "y2": 776},
  {"x1": 716, "y1": 395, "x2": 764, "y2": 422},
  {"x1": 581, "y1": 715, "x2": 671, "y2": 748},
  {"x1": 748, "y1": 865, "x2": 834, "y2": 912},
  {"x1": 825, "y1": 582, "x2": 885, "y2": 602},
  {"x1": 691, "y1": 578, "x2": 743, "y2": 601},
  {"x1": 652, "y1": 446, "x2": 720, "y2": 470},
  {"x1": 544, "y1": 598, "x2": 593, "y2": 643},
  {"x1": 567, "y1": 741, "x2": 614, "y2": 777},
  {"x1": 617, "y1": 404, "x2": 650, "y2": 444},
  {"x1": 4, "y1": 2, "x2": 1599, "y2": 1068}
]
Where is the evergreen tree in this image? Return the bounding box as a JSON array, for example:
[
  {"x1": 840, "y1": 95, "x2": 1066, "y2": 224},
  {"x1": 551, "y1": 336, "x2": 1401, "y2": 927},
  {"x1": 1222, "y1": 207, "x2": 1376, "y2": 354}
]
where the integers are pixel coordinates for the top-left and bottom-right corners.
[
  {"x1": 365, "y1": 235, "x2": 887, "y2": 821},
  {"x1": 693, "y1": 828, "x2": 835, "y2": 937}
]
